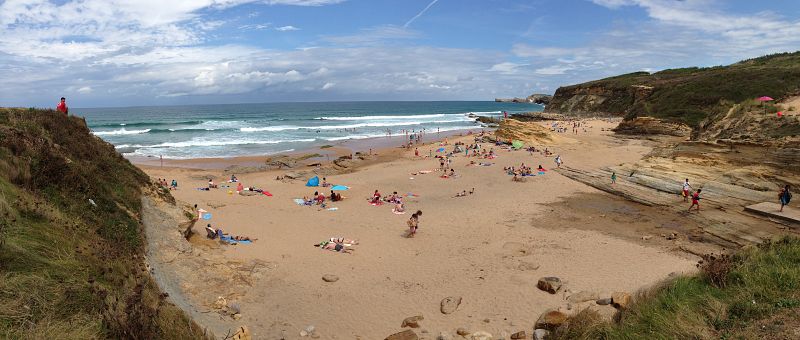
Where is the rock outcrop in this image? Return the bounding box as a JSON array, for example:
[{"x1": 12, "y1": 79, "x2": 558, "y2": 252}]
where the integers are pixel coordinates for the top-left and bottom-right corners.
[
  {"x1": 494, "y1": 119, "x2": 565, "y2": 146},
  {"x1": 614, "y1": 117, "x2": 692, "y2": 137},
  {"x1": 495, "y1": 93, "x2": 552, "y2": 105}
]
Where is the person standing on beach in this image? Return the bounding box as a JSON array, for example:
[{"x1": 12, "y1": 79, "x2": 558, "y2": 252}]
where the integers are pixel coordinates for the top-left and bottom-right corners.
[
  {"x1": 611, "y1": 172, "x2": 617, "y2": 184},
  {"x1": 688, "y1": 189, "x2": 702, "y2": 213},
  {"x1": 415, "y1": 148, "x2": 419, "y2": 157},
  {"x1": 56, "y1": 97, "x2": 68, "y2": 114},
  {"x1": 682, "y1": 179, "x2": 692, "y2": 202},
  {"x1": 554, "y1": 155, "x2": 563, "y2": 168},
  {"x1": 407, "y1": 210, "x2": 422, "y2": 238},
  {"x1": 779, "y1": 184, "x2": 792, "y2": 212}
]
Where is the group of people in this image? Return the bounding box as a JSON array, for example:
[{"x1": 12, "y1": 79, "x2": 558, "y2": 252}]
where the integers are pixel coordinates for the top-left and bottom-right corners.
[
  {"x1": 315, "y1": 237, "x2": 359, "y2": 253},
  {"x1": 156, "y1": 178, "x2": 177, "y2": 190}
]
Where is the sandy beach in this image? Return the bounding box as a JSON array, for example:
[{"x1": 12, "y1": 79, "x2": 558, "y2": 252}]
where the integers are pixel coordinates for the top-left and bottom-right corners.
[{"x1": 141, "y1": 119, "x2": 698, "y2": 339}]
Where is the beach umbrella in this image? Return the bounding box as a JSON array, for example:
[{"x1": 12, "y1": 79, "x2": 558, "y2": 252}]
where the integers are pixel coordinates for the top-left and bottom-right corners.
[
  {"x1": 512, "y1": 140, "x2": 524, "y2": 149},
  {"x1": 757, "y1": 96, "x2": 774, "y2": 114},
  {"x1": 331, "y1": 185, "x2": 349, "y2": 191},
  {"x1": 436, "y1": 147, "x2": 445, "y2": 152}
]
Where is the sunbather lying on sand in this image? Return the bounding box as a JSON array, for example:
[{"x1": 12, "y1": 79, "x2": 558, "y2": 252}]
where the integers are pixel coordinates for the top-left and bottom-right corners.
[
  {"x1": 205, "y1": 224, "x2": 255, "y2": 241},
  {"x1": 329, "y1": 237, "x2": 359, "y2": 245},
  {"x1": 315, "y1": 241, "x2": 354, "y2": 253}
]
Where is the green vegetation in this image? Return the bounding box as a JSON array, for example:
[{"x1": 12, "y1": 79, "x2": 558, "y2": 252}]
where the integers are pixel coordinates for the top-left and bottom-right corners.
[
  {"x1": 0, "y1": 108, "x2": 206, "y2": 339},
  {"x1": 552, "y1": 51, "x2": 800, "y2": 127},
  {"x1": 552, "y1": 237, "x2": 800, "y2": 339}
]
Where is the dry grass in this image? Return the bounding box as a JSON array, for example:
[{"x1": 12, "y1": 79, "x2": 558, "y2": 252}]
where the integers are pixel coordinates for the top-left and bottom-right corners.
[{"x1": 550, "y1": 237, "x2": 800, "y2": 339}]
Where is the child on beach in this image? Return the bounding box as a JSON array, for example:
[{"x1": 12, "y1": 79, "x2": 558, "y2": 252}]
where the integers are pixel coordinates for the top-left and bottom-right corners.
[
  {"x1": 406, "y1": 210, "x2": 422, "y2": 238},
  {"x1": 779, "y1": 184, "x2": 792, "y2": 212},
  {"x1": 688, "y1": 189, "x2": 702, "y2": 212},
  {"x1": 682, "y1": 179, "x2": 692, "y2": 202},
  {"x1": 611, "y1": 172, "x2": 617, "y2": 184}
]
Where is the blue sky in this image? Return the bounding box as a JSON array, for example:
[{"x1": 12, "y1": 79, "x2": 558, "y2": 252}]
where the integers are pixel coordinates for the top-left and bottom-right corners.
[{"x1": 1, "y1": 0, "x2": 799, "y2": 108}]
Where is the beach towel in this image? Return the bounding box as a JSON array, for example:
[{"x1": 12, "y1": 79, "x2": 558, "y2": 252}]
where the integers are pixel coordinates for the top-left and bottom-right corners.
[
  {"x1": 293, "y1": 198, "x2": 306, "y2": 205},
  {"x1": 202, "y1": 213, "x2": 212, "y2": 220},
  {"x1": 538, "y1": 171, "x2": 546, "y2": 175},
  {"x1": 306, "y1": 176, "x2": 320, "y2": 187},
  {"x1": 418, "y1": 170, "x2": 432, "y2": 174},
  {"x1": 436, "y1": 147, "x2": 445, "y2": 152},
  {"x1": 405, "y1": 193, "x2": 419, "y2": 197},
  {"x1": 262, "y1": 191, "x2": 273, "y2": 196},
  {"x1": 327, "y1": 207, "x2": 339, "y2": 211},
  {"x1": 370, "y1": 201, "x2": 383, "y2": 206}
]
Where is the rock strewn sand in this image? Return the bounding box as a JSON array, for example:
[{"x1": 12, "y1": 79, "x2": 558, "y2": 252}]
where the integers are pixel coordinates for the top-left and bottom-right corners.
[{"x1": 141, "y1": 119, "x2": 697, "y2": 339}]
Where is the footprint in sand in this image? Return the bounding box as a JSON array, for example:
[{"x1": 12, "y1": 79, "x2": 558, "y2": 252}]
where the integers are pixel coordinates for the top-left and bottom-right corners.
[{"x1": 502, "y1": 241, "x2": 533, "y2": 257}]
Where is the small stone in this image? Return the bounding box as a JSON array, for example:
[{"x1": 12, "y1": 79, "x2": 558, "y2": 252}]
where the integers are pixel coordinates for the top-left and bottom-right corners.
[
  {"x1": 532, "y1": 329, "x2": 550, "y2": 340},
  {"x1": 535, "y1": 309, "x2": 567, "y2": 330},
  {"x1": 386, "y1": 329, "x2": 419, "y2": 340},
  {"x1": 510, "y1": 331, "x2": 526, "y2": 339},
  {"x1": 457, "y1": 328, "x2": 471, "y2": 336},
  {"x1": 402, "y1": 315, "x2": 424, "y2": 328},
  {"x1": 441, "y1": 296, "x2": 463, "y2": 314},
  {"x1": 596, "y1": 298, "x2": 612, "y2": 305},
  {"x1": 641, "y1": 235, "x2": 652, "y2": 240},
  {"x1": 305, "y1": 325, "x2": 316, "y2": 334},
  {"x1": 232, "y1": 313, "x2": 242, "y2": 320},
  {"x1": 611, "y1": 292, "x2": 632, "y2": 309},
  {"x1": 300, "y1": 330, "x2": 308, "y2": 337},
  {"x1": 469, "y1": 331, "x2": 492, "y2": 340},
  {"x1": 322, "y1": 274, "x2": 339, "y2": 282},
  {"x1": 567, "y1": 291, "x2": 600, "y2": 303},
  {"x1": 437, "y1": 332, "x2": 452, "y2": 340},
  {"x1": 483, "y1": 318, "x2": 490, "y2": 323},
  {"x1": 536, "y1": 277, "x2": 562, "y2": 294}
]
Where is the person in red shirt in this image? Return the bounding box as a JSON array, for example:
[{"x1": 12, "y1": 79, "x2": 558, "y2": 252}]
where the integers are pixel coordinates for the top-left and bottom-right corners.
[
  {"x1": 56, "y1": 97, "x2": 68, "y2": 114},
  {"x1": 688, "y1": 189, "x2": 702, "y2": 212}
]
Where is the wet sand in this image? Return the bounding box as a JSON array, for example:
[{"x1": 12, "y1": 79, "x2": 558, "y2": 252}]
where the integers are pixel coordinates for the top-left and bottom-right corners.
[{"x1": 140, "y1": 119, "x2": 698, "y2": 339}]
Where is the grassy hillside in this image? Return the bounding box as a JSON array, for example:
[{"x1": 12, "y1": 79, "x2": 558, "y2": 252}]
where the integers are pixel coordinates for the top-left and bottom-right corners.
[
  {"x1": 0, "y1": 108, "x2": 206, "y2": 339},
  {"x1": 552, "y1": 237, "x2": 800, "y2": 339},
  {"x1": 547, "y1": 51, "x2": 800, "y2": 127}
]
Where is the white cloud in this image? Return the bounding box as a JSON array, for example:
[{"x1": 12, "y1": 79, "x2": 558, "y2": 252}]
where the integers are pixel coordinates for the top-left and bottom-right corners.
[
  {"x1": 275, "y1": 25, "x2": 300, "y2": 31},
  {"x1": 77, "y1": 86, "x2": 93, "y2": 94},
  {"x1": 322, "y1": 82, "x2": 335, "y2": 90},
  {"x1": 487, "y1": 62, "x2": 528, "y2": 75}
]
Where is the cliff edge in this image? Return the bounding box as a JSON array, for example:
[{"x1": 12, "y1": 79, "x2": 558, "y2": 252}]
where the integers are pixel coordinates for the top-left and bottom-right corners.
[{"x1": 0, "y1": 108, "x2": 208, "y2": 338}]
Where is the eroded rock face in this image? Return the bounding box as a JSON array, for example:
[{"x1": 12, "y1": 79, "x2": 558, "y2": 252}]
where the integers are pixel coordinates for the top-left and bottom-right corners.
[{"x1": 613, "y1": 117, "x2": 692, "y2": 137}]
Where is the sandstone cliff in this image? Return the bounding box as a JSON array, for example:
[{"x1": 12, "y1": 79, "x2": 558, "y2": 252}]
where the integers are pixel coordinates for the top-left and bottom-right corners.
[{"x1": 544, "y1": 51, "x2": 800, "y2": 132}]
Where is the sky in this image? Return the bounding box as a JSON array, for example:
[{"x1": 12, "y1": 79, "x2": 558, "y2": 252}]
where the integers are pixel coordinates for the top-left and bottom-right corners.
[{"x1": 1, "y1": 0, "x2": 799, "y2": 108}]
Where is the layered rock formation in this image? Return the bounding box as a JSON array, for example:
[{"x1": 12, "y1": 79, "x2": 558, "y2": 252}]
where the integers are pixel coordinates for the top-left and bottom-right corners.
[
  {"x1": 614, "y1": 117, "x2": 691, "y2": 137},
  {"x1": 495, "y1": 93, "x2": 552, "y2": 105}
]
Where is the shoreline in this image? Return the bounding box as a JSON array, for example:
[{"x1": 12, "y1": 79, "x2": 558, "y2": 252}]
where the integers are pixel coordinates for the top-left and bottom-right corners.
[{"x1": 129, "y1": 127, "x2": 490, "y2": 169}]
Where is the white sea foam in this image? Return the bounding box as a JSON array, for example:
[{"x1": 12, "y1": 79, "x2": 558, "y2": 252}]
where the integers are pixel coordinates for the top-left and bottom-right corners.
[
  {"x1": 241, "y1": 119, "x2": 474, "y2": 132},
  {"x1": 93, "y1": 128, "x2": 151, "y2": 136},
  {"x1": 124, "y1": 138, "x2": 317, "y2": 149},
  {"x1": 316, "y1": 114, "x2": 448, "y2": 120}
]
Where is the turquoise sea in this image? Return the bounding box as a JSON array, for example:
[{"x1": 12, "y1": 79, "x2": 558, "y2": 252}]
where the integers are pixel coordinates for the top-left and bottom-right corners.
[{"x1": 78, "y1": 101, "x2": 543, "y2": 159}]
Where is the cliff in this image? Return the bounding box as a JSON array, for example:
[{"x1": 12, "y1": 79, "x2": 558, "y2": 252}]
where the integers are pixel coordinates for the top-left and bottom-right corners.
[
  {"x1": 545, "y1": 51, "x2": 800, "y2": 130},
  {"x1": 495, "y1": 93, "x2": 552, "y2": 105},
  {"x1": 0, "y1": 108, "x2": 207, "y2": 338}
]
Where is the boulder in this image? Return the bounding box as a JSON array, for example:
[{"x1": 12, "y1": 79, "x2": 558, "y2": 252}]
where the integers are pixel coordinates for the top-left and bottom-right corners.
[
  {"x1": 386, "y1": 329, "x2": 418, "y2": 340},
  {"x1": 611, "y1": 292, "x2": 631, "y2": 309},
  {"x1": 469, "y1": 331, "x2": 492, "y2": 340},
  {"x1": 401, "y1": 315, "x2": 424, "y2": 328},
  {"x1": 510, "y1": 330, "x2": 526, "y2": 339},
  {"x1": 567, "y1": 291, "x2": 599, "y2": 303},
  {"x1": 595, "y1": 298, "x2": 612, "y2": 306},
  {"x1": 440, "y1": 296, "x2": 462, "y2": 314},
  {"x1": 535, "y1": 309, "x2": 567, "y2": 331},
  {"x1": 532, "y1": 329, "x2": 550, "y2": 340},
  {"x1": 322, "y1": 274, "x2": 339, "y2": 282},
  {"x1": 536, "y1": 277, "x2": 562, "y2": 294},
  {"x1": 457, "y1": 328, "x2": 471, "y2": 336}
]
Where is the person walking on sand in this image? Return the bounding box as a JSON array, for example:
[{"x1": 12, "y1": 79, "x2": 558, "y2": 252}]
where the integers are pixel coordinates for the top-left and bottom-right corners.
[
  {"x1": 682, "y1": 178, "x2": 692, "y2": 202},
  {"x1": 688, "y1": 189, "x2": 702, "y2": 213},
  {"x1": 406, "y1": 210, "x2": 422, "y2": 238},
  {"x1": 554, "y1": 155, "x2": 563, "y2": 168},
  {"x1": 56, "y1": 97, "x2": 68, "y2": 115},
  {"x1": 611, "y1": 172, "x2": 617, "y2": 184},
  {"x1": 779, "y1": 184, "x2": 792, "y2": 212}
]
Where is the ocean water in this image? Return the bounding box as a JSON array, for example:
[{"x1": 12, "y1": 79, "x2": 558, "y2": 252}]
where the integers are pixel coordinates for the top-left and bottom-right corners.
[{"x1": 78, "y1": 101, "x2": 543, "y2": 159}]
